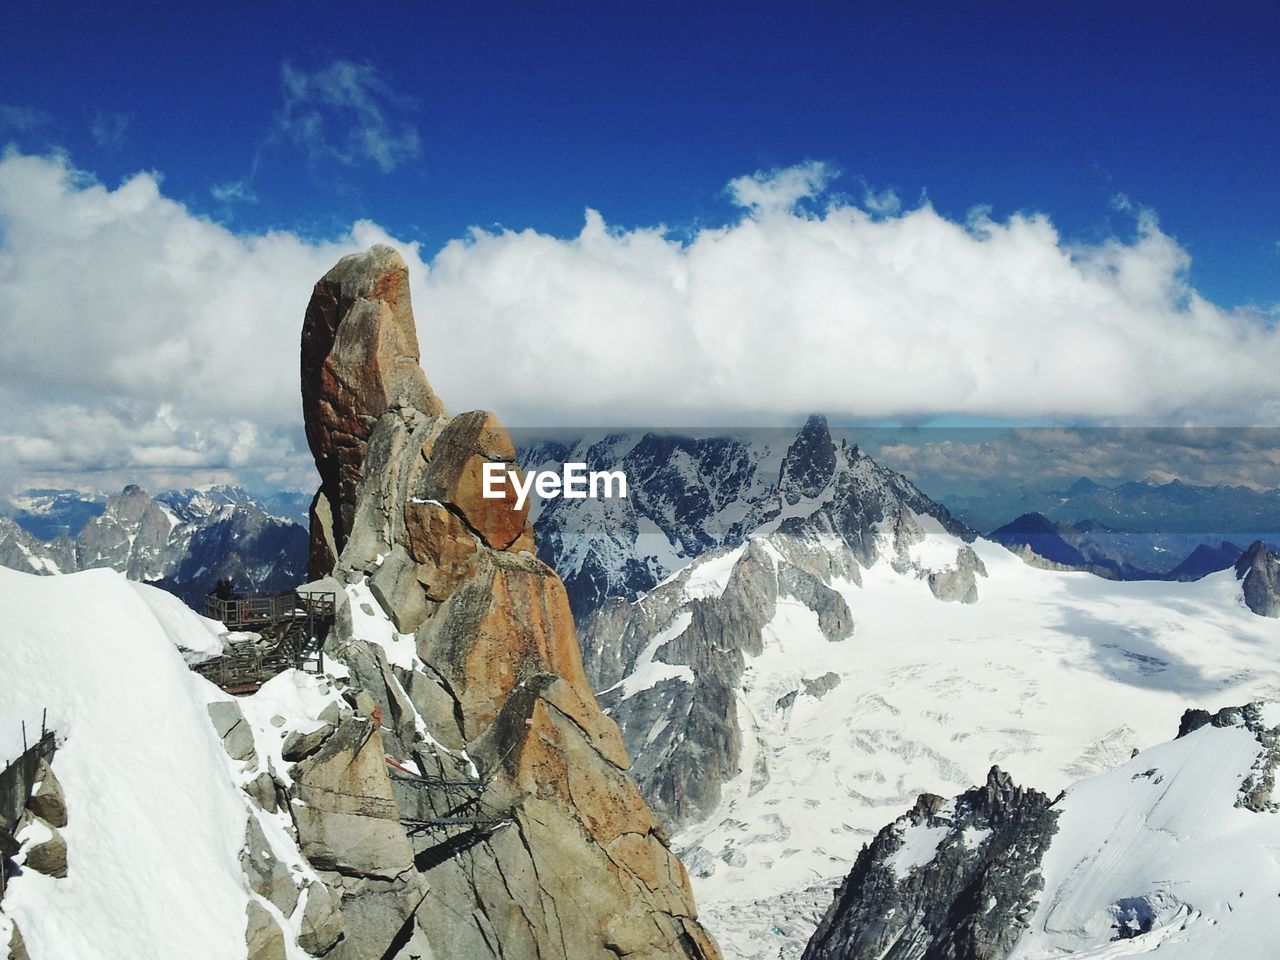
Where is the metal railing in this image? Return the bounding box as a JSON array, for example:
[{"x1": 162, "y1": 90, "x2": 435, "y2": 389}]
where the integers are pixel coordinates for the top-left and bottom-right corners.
[
  {"x1": 1, "y1": 711, "x2": 56, "y2": 897},
  {"x1": 204, "y1": 591, "x2": 336, "y2": 630}
]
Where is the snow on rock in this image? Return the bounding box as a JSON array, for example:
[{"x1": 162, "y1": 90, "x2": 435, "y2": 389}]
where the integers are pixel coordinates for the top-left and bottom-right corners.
[
  {"x1": 601, "y1": 611, "x2": 697, "y2": 700},
  {"x1": 801, "y1": 702, "x2": 1280, "y2": 960},
  {"x1": 344, "y1": 579, "x2": 420, "y2": 671},
  {"x1": 887, "y1": 814, "x2": 953, "y2": 879},
  {"x1": 218, "y1": 670, "x2": 346, "y2": 788},
  {"x1": 586, "y1": 520, "x2": 1280, "y2": 960},
  {"x1": 1013, "y1": 705, "x2": 1280, "y2": 958},
  {"x1": 0, "y1": 566, "x2": 251, "y2": 959}
]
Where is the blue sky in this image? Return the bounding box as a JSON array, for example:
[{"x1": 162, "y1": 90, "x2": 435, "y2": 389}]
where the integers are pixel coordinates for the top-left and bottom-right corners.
[
  {"x1": 2, "y1": 1, "x2": 1280, "y2": 495},
  {"x1": 4, "y1": 0, "x2": 1277, "y2": 307}
]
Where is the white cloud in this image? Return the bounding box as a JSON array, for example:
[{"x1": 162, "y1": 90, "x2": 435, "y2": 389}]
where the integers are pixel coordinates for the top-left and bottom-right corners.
[
  {"x1": 0, "y1": 150, "x2": 1278, "y2": 495},
  {"x1": 277, "y1": 60, "x2": 421, "y2": 173},
  {"x1": 870, "y1": 427, "x2": 1280, "y2": 494},
  {"x1": 726, "y1": 160, "x2": 834, "y2": 213}
]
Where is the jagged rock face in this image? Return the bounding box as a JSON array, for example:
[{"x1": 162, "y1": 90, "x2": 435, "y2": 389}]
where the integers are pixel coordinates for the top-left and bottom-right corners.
[
  {"x1": 800, "y1": 701, "x2": 1280, "y2": 960},
  {"x1": 803, "y1": 768, "x2": 1059, "y2": 960},
  {"x1": 292, "y1": 718, "x2": 415, "y2": 879},
  {"x1": 574, "y1": 423, "x2": 980, "y2": 832},
  {"x1": 591, "y1": 536, "x2": 855, "y2": 827},
  {"x1": 927, "y1": 545, "x2": 988, "y2": 604},
  {"x1": 301, "y1": 244, "x2": 445, "y2": 569},
  {"x1": 527, "y1": 418, "x2": 974, "y2": 619},
  {"x1": 0, "y1": 485, "x2": 308, "y2": 608},
  {"x1": 0, "y1": 516, "x2": 75, "y2": 576},
  {"x1": 75, "y1": 485, "x2": 173, "y2": 580},
  {"x1": 298, "y1": 246, "x2": 720, "y2": 960},
  {"x1": 1236, "y1": 540, "x2": 1280, "y2": 616},
  {"x1": 780, "y1": 414, "x2": 839, "y2": 505}
]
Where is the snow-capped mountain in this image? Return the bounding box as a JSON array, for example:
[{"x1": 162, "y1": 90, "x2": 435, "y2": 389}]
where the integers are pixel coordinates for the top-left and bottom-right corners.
[
  {"x1": 0, "y1": 484, "x2": 309, "y2": 607},
  {"x1": 525, "y1": 415, "x2": 972, "y2": 617},
  {"x1": 557, "y1": 419, "x2": 1280, "y2": 960},
  {"x1": 803, "y1": 701, "x2": 1280, "y2": 960}
]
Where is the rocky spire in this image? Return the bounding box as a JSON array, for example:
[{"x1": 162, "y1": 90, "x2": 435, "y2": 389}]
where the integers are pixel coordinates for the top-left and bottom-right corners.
[
  {"x1": 779, "y1": 413, "x2": 838, "y2": 504},
  {"x1": 301, "y1": 245, "x2": 445, "y2": 574},
  {"x1": 296, "y1": 246, "x2": 721, "y2": 960}
]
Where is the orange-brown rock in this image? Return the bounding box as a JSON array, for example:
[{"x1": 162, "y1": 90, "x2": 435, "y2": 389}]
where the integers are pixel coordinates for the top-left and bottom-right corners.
[
  {"x1": 302, "y1": 245, "x2": 722, "y2": 960},
  {"x1": 301, "y1": 245, "x2": 445, "y2": 571},
  {"x1": 417, "y1": 552, "x2": 589, "y2": 734},
  {"x1": 404, "y1": 498, "x2": 478, "y2": 600},
  {"x1": 417, "y1": 410, "x2": 531, "y2": 551}
]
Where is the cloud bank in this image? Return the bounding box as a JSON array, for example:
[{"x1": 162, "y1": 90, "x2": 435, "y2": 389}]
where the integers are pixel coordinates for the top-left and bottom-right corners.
[{"x1": 0, "y1": 150, "x2": 1276, "y2": 492}]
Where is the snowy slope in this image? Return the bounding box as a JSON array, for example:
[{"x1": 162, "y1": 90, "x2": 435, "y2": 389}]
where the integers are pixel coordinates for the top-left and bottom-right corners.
[
  {"x1": 0, "y1": 566, "x2": 251, "y2": 959},
  {"x1": 0, "y1": 566, "x2": 341, "y2": 960},
  {"x1": 1012, "y1": 704, "x2": 1280, "y2": 958},
  {"x1": 800, "y1": 702, "x2": 1280, "y2": 960},
  {"x1": 602, "y1": 527, "x2": 1280, "y2": 959}
]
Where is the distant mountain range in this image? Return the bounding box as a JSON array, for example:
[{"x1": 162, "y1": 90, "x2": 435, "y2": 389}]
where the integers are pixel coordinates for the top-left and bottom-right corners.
[
  {"x1": 986, "y1": 512, "x2": 1254, "y2": 581},
  {"x1": 0, "y1": 484, "x2": 309, "y2": 607},
  {"x1": 948, "y1": 475, "x2": 1280, "y2": 538},
  {"x1": 521, "y1": 418, "x2": 972, "y2": 619}
]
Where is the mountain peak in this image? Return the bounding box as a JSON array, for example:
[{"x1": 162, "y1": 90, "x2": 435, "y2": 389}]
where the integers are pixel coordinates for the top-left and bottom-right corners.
[
  {"x1": 299, "y1": 246, "x2": 722, "y2": 960},
  {"x1": 779, "y1": 414, "x2": 837, "y2": 505},
  {"x1": 301, "y1": 244, "x2": 445, "y2": 570},
  {"x1": 1065, "y1": 475, "x2": 1103, "y2": 495}
]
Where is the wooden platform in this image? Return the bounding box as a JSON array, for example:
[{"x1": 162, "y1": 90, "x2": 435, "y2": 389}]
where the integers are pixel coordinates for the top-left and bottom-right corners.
[{"x1": 194, "y1": 590, "x2": 336, "y2": 694}]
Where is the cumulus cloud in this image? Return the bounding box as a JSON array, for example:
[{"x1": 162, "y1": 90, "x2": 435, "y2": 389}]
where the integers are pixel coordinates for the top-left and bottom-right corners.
[
  {"x1": 421, "y1": 171, "x2": 1278, "y2": 427},
  {"x1": 1, "y1": 151, "x2": 1278, "y2": 494},
  {"x1": 0, "y1": 150, "x2": 400, "y2": 494},
  {"x1": 726, "y1": 159, "x2": 834, "y2": 212},
  {"x1": 277, "y1": 60, "x2": 421, "y2": 173}
]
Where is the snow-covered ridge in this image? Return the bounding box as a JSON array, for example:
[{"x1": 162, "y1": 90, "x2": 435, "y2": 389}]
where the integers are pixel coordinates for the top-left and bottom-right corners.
[
  {"x1": 524, "y1": 416, "x2": 972, "y2": 617},
  {"x1": 802, "y1": 701, "x2": 1280, "y2": 960},
  {"x1": 0, "y1": 567, "x2": 254, "y2": 959}
]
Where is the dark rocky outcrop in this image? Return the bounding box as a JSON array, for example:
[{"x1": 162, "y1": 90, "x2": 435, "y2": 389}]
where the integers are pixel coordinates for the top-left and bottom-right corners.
[
  {"x1": 780, "y1": 415, "x2": 839, "y2": 505},
  {"x1": 1236, "y1": 540, "x2": 1280, "y2": 617},
  {"x1": 2, "y1": 750, "x2": 71, "y2": 885},
  {"x1": 803, "y1": 768, "x2": 1059, "y2": 960}
]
